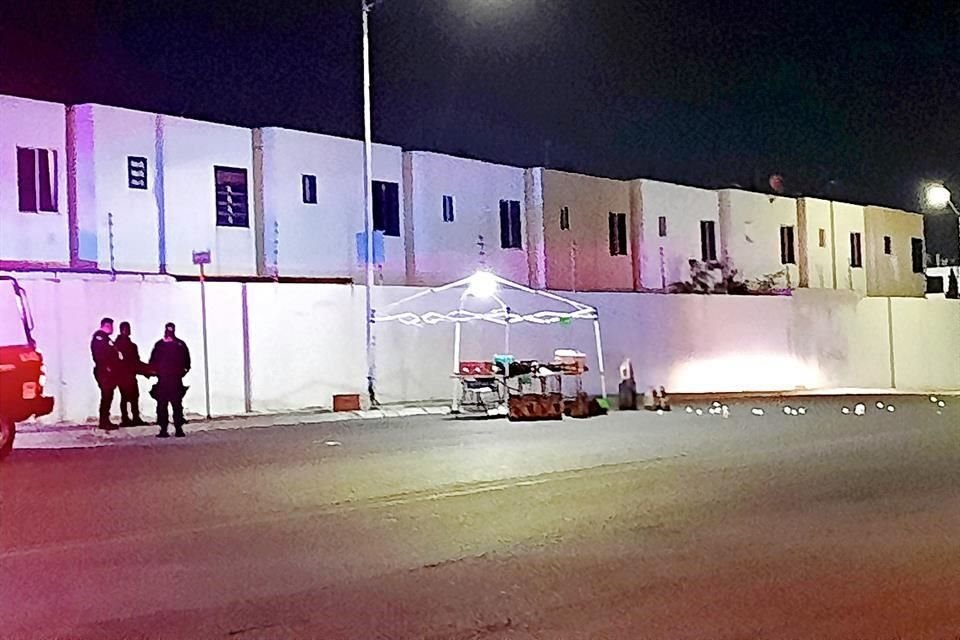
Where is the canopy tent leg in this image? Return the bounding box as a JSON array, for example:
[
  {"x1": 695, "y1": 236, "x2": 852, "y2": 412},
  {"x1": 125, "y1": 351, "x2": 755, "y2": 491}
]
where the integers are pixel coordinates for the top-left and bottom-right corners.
[
  {"x1": 452, "y1": 320, "x2": 462, "y2": 413},
  {"x1": 593, "y1": 318, "x2": 607, "y2": 403}
]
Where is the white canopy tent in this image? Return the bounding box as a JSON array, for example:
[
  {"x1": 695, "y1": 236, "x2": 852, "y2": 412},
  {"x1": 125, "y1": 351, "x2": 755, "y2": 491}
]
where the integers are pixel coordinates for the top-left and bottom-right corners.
[{"x1": 375, "y1": 271, "x2": 608, "y2": 410}]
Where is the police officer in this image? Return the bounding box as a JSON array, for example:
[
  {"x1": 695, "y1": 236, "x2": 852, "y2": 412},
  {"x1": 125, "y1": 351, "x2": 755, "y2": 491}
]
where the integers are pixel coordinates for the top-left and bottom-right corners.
[
  {"x1": 90, "y1": 317, "x2": 119, "y2": 430},
  {"x1": 149, "y1": 322, "x2": 191, "y2": 438},
  {"x1": 115, "y1": 321, "x2": 147, "y2": 427}
]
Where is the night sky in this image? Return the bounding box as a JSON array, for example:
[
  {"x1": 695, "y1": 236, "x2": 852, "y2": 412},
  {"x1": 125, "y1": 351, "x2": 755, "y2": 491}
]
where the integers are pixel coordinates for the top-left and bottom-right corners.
[{"x1": 2, "y1": 0, "x2": 959, "y2": 260}]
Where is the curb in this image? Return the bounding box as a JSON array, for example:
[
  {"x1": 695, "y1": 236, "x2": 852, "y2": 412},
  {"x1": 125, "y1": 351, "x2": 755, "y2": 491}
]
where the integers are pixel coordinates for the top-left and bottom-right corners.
[{"x1": 14, "y1": 406, "x2": 451, "y2": 451}]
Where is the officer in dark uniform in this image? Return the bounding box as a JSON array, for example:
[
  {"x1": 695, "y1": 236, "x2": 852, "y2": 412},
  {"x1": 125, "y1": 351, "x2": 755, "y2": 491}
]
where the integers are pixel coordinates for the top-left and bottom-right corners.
[
  {"x1": 149, "y1": 322, "x2": 191, "y2": 438},
  {"x1": 115, "y1": 321, "x2": 147, "y2": 427},
  {"x1": 90, "y1": 317, "x2": 119, "y2": 430}
]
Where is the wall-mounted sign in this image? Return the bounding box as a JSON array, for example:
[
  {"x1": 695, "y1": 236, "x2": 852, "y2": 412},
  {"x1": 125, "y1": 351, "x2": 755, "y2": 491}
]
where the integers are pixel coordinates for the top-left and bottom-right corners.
[
  {"x1": 214, "y1": 166, "x2": 249, "y2": 228},
  {"x1": 127, "y1": 156, "x2": 148, "y2": 190}
]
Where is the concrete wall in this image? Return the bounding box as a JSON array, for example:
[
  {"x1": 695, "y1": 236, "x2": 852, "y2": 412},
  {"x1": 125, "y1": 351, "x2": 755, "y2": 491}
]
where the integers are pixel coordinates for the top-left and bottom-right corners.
[
  {"x1": 404, "y1": 152, "x2": 527, "y2": 286},
  {"x1": 539, "y1": 169, "x2": 634, "y2": 292},
  {"x1": 256, "y1": 127, "x2": 404, "y2": 282},
  {"x1": 161, "y1": 115, "x2": 257, "y2": 277},
  {"x1": 10, "y1": 271, "x2": 958, "y2": 424},
  {"x1": 891, "y1": 297, "x2": 960, "y2": 390},
  {"x1": 719, "y1": 190, "x2": 800, "y2": 288},
  {"x1": 832, "y1": 201, "x2": 868, "y2": 295},
  {"x1": 68, "y1": 104, "x2": 161, "y2": 273},
  {"x1": 0, "y1": 96, "x2": 70, "y2": 266},
  {"x1": 636, "y1": 180, "x2": 720, "y2": 290},
  {"x1": 864, "y1": 206, "x2": 925, "y2": 297},
  {"x1": 797, "y1": 198, "x2": 834, "y2": 289}
]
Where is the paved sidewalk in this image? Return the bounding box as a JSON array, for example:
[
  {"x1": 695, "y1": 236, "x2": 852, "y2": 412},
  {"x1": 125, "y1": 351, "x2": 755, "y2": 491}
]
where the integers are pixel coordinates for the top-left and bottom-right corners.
[{"x1": 14, "y1": 405, "x2": 450, "y2": 451}]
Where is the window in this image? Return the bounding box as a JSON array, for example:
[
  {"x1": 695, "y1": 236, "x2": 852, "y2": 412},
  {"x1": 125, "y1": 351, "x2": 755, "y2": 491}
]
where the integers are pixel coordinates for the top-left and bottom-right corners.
[
  {"x1": 912, "y1": 237, "x2": 924, "y2": 273},
  {"x1": 559, "y1": 206, "x2": 570, "y2": 231},
  {"x1": 884, "y1": 235, "x2": 892, "y2": 255},
  {"x1": 214, "y1": 166, "x2": 249, "y2": 227},
  {"x1": 127, "y1": 156, "x2": 148, "y2": 190},
  {"x1": 818, "y1": 228, "x2": 827, "y2": 248},
  {"x1": 372, "y1": 180, "x2": 401, "y2": 237},
  {"x1": 608, "y1": 212, "x2": 628, "y2": 256},
  {"x1": 658, "y1": 216, "x2": 667, "y2": 237},
  {"x1": 780, "y1": 225, "x2": 796, "y2": 264},
  {"x1": 302, "y1": 174, "x2": 318, "y2": 204},
  {"x1": 499, "y1": 199, "x2": 522, "y2": 249},
  {"x1": 442, "y1": 195, "x2": 455, "y2": 222},
  {"x1": 700, "y1": 220, "x2": 717, "y2": 261},
  {"x1": 17, "y1": 147, "x2": 58, "y2": 213},
  {"x1": 850, "y1": 232, "x2": 863, "y2": 268}
]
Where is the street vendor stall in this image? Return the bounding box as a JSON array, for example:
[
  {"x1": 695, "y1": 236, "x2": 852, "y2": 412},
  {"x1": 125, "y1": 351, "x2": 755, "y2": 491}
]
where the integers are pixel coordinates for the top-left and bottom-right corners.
[{"x1": 375, "y1": 271, "x2": 608, "y2": 420}]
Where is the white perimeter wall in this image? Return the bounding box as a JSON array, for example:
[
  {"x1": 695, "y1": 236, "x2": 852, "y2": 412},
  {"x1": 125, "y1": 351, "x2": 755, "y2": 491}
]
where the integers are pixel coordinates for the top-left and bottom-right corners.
[
  {"x1": 257, "y1": 128, "x2": 404, "y2": 282},
  {"x1": 0, "y1": 96, "x2": 70, "y2": 265},
  {"x1": 69, "y1": 104, "x2": 161, "y2": 272},
  {"x1": 8, "y1": 273, "x2": 958, "y2": 424},
  {"x1": 161, "y1": 116, "x2": 257, "y2": 277},
  {"x1": 405, "y1": 152, "x2": 528, "y2": 286},
  {"x1": 637, "y1": 180, "x2": 719, "y2": 290}
]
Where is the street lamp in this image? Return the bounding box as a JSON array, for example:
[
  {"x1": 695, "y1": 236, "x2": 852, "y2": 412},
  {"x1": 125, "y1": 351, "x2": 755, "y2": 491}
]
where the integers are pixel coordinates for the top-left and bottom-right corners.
[
  {"x1": 361, "y1": 0, "x2": 379, "y2": 407},
  {"x1": 924, "y1": 182, "x2": 959, "y2": 215}
]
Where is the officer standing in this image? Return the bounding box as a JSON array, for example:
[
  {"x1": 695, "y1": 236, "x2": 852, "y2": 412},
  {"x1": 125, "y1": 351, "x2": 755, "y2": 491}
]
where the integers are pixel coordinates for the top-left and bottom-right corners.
[
  {"x1": 115, "y1": 321, "x2": 147, "y2": 427},
  {"x1": 90, "y1": 317, "x2": 119, "y2": 430},
  {"x1": 149, "y1": 322, "x2": 191, "y2": 438}
]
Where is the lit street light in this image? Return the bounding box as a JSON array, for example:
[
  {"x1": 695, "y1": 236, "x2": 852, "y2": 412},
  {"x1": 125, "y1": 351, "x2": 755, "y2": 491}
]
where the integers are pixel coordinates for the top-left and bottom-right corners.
[{"x1": 924, "y1": 182, "x2": 959, "y2": 215}]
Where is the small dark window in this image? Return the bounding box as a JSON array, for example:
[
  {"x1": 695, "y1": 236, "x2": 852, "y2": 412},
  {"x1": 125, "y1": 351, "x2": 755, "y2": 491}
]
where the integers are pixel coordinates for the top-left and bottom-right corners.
[
  {"x1": 17, "y1": 147, "x2": 58, "y2": 213},
  {"x1": 658, "y1": 216, "x2": 667, "y2": 237},
  {"x1": 608, "y1": 212, "x2": 628, "y2": 256},
  {"x1": 912, "y1": 237, "x2": 924, "y2": 273},
  {"x1": 927, "y1": 276, "x2": 944, "y2": 294},
  {"x1": 215, "y1": 166, "x2": 249, "y2": 227},
  {"x1": 780, "y1": 225, "x2": 796, "y2": 265},
  {"x1": 499, "y1": 199, "x2": 522, "y2": 249},
  {"x1": 302, "y1": 174, "x2": 318, "y2": 204},
  {"x1": 883, "y1": 235, "x2": 892, "y2": 255},
  {"x1": 372, "y1": 180, "x2": 401, "y2": 237},
  {"x1": 128, "y1": 156, "x2": 148, "y2": 190},
  {"x1": 442, "y1": 195, "x2": 455, "y2": 222},
  {"x1": 700, "y1": 220, "x2": 717, "y2": 261},
  {"x1": 818, "y1": 228, "x2": 827, "y2": 248},
  {"x1": 850, "y1": 232, "x2": 863, "y2": 268},
  {"x1": 559, "y1": 206, "x2": 570, "y2": 231}
]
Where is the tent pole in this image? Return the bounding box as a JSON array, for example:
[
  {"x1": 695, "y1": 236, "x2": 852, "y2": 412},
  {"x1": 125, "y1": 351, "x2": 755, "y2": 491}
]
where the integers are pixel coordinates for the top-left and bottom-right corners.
[
  {"x1": 593, "y1": 318, "x2": 607, "y2": 403},
  {"x1": 452, "y1": 320, "x2": 462, "y2": 412}
]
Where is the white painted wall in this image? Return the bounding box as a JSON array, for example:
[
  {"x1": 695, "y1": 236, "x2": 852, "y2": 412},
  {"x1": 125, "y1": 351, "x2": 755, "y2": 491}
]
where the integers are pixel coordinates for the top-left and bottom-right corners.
[
  {"x1": 256, "y1": 128, "x2": 404, "y2": 282},
  {"x1": 0, "y1": 96, "x2": 70, "y2": 266},
  {"x1": 68, "y1": 104, "x2": 160, "y2": 272},
  {"x1": 718, "y1": 189, "x2": 800, "y2": 287},
  {"x1": 891, "y1": 298, "x2": 960, "y2": 390},
  {"x1": 405, "y1": 152, "x2": 528, "y2": 286},
  {"x1": 8, "y1": 277, "x2": 960, "y2": 423},
  {"x1": 636, "y1": 180, "x2": 720, "y2": 290},
  {"x1": 832, "y1": 201, "x2": 867, "y2": 294},
  {"x1": 161, "y1": 115, "x2": 257, "y2": 276},
  {"x1": 797, "y1": 198, "x2": 833, "y2": 289}
]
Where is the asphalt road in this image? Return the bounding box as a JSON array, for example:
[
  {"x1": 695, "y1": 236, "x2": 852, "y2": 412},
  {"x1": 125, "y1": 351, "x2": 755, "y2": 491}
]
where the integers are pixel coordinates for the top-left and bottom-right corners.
[{"x1": 1, "y1": 395, "x2": 959, "y2": 639}]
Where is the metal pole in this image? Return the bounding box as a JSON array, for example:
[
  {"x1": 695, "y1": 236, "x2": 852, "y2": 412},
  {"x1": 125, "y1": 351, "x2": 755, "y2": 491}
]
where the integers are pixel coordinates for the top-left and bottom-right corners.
[
  {"x1": 199, "y1": 263, "x2": 212, "y2": 419},
  {"x1": 108, "y1": 212, "x2": 116, "y2": 280},
  {"x1": 593, "y1": 318, "x2": 608, "y2": 403},
  {"x1": 361, "y1": 1, "x2": 378, "y2": 407},
  {"x1": 452, "y1": 317, "x2": 463, "y2": 413}
]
